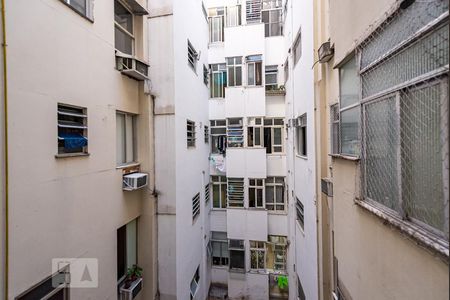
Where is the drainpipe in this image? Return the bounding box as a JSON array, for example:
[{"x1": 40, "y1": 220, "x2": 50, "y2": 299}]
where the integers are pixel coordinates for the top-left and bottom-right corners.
[{"x1": 1, "y1": 0, "x2": 8, "y2": 299}]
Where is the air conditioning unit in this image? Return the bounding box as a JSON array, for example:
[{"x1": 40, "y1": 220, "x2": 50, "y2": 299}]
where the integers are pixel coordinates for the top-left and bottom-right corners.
[
  {"x1": 116, "y1": 53, "x2": 150, "y2": 81},
  {"x1": 119, "y1": 278, "x2": 142, "y2": 300},
  {"x1": 318, "y1": 41, "x2": 334, "y2": 63},
  {"x1": 123, "y1": 173, "x2": 148, "y2": 191},
  {"x1": 321, "y1": 177, "x2": 333, "y2": 197}
]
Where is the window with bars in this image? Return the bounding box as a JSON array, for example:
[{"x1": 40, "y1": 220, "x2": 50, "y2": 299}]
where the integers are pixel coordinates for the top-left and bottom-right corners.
[
  {"x1": 330, "y1": 104, "x2": 340, "y2": 154},
  {"x1": 192, "y1": 193, "x2": 200, "y2": 222},
  {"x1": 187, "y1": 120, "x2": 196, "y2": 147},
  {"x1": 227, "y1": 118, "x2": 244, "y2": 148},
  {"x1": 229, "y1": 239, "x2": 245, "y2": 272},
  {"x1": 246, "y1": 55, "x2": 262, "y2": 86},
  {"x1": 246, "y1": 0, "x2": 262, "y2": 23},
  {"x1": 265, "y1": 65, "x2": 278, "y2": 90},
  {"x1": 187, "y1": 40, "x2": 198, "y2": 71},
  {"x1": 227, "y1": 177, "x2": 244, "y2": 207},
  {"x1": 247, "y1": 117, "x2": 263, "y2": 147},
  {"x1": 116, "y1": 111, "x2": 137, "y2": 165},
  {"x1": 226, "y1": 57, "x2": 243, "y2": 87},
  {"x1": 212, "y1": 176, "x2": 227, "y2": 208},
  {"x1": 210, "y1": 64, "x2": 227, "y2": 98},
  {"x1": 203, "y1": 65, "x2": 209, "y2": 85},
  {"x1": 205, "y1": 183, "x2": 210, "y2": 204},
  {"x1": 296, "y1": 114, "x2": 307, "y2": 157},
  {"x1": 57, "y1": 104, "x2": 88, "y2": 155},
  {"x1": 262, "y1": 0, "x2": 283, "y2": 37},
  {"x1": 264, "y1": 118, "x2": 284, "y2": 153},
  {"x1": 265, "y1": 177, "x2": 285, "y2": 211},
  {"x1": 114, "y1": 0, "x2": 134, "y2": 55},
  {"x1": 296, "y1": 197, "x2": 304, "y2": 229},
  {"x1": 204, "y1": 125, "x2": 209, "y2": 143},
  {"x1": 226, "y1": 5, "x2": 242, "y2": 27},
  {"x1": 250, "y1": 241, "x2": 266, "y2": 270},
  {"x1": 249, "y1": 178, "x2": 264, "y2": 208},
  {"x1": 293, "y1": 28, "x2": 302, "y2": 65},
  {"x1": 266, "y1": 235, "x2": 287, "y2": 271},
  {"x1": 210, "y1": 120, "x2": 227, "y2": 154},
  {"x1": 211, "y1": 231, "x2": 229, "y2": 266}
]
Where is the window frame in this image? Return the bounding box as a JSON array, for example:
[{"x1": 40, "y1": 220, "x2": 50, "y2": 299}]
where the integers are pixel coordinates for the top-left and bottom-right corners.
[
  {"x1": 246, "y1": 55, "x2": 263, "y2": 86},
  {"x1": 57, "y1": 103, "x2": 88, "y2": 156},
  {"x1": 261, "y1": 2, "x2": 283, "y2": 37},
  {"x1": 265, "y1": 65, "x2": 278, "y2": 90},
  {"x1": 227, "y1": 177, "x2": 245, "y2": 208},
  {"x1": 210, "y1": 64, "x2": 227, "y2": 98},
  {"x1": 248, "y1": 178, "x2": 265, "y2": 209},
  {"x1": 114, "y1": 0, "x2": 135, "y2": 55},
  {"x1": 265, "y1": 177, "x2": 285, "y2": 212},
  {"x1": 227, "y1": 118, "x2": 244, "y2": 148},
  {"x1": 293, "y1": 28, "x2": 302, "y2": 66},
  {"x1": 295, "y1": 114, "x2": 307, "y2": 157},
  {"x1": 295, "y1": 197, "x2": 304, "y2": 230},
  {"x1": 330, "y1": 103, "x2": 340, "y2": 154},
  {"x1": 204, "y1": 125, "x2": 209, "y2": 143},
  {"x1": 187, "y1": 40, "x2": 198, "y2": 72},
  {"x1": 187, "y1": 119, "x2": 196, "y2": 148},
  {"x1": 190, "y1": 266, "x2": 200, "y2": 299},
  {"x1": 246, "y1": 0, "x2": 262, "y2": 23},
  {"x1": 264, "y1": 118, "x2": 284, "y2": 154},
  {"x1": 211, "y1": 231, "x2": 229, "y2": 267},
  {"x1": 61, "y1": 0, "x2": 93, "y2": 20},
  {"x1": 250, "y1": 241, "x2": 266, "y2": 271},
  {"x1": 117, "y1": 218, "x2": 138, "y2": 285},
  {"x1": 247, "y1": 117, "x2": 264, "y2": 148},
  {"x1": 267, "y1": 235, "x2": 287, "y2": 272},
  {"x1": 226, "y1": 5, "x2": 242, "y2": 27},
  {"x1": 229, "y1": 239, "x2": 245, "y2": 272},
  {"x1": 226, "y1": 57, "x2": 243, "y2": 87},
  {"x1": 212, "y1": 175, "x2": 227, "y2": 209},
  {"x1": 210, "y1": 120, "x2": 227, "y2": 154},
  {"x1": 116, "y1": 111, "x2": 137, "y2": 166},
  {"x1": 192, "y1": 192, "x2": 200, "y2": 222}
]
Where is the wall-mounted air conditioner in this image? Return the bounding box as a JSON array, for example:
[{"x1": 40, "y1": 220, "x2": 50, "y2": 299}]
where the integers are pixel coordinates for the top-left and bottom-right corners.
[
  {"x1": 318, "y1": 41, "x2": 334, "y2": 63},
  {"x1": 119, "y1": 278, "x2": 142, "y2": 300},
  {"x1": 115, "y1": 53, "x2": 150, "y2": 81},
  {"x1": 123, "y1": 173, "x2": 148, "y2": 191},
  {"x1": 321, "y1": 177, "x2": 333, "y2": 197}
]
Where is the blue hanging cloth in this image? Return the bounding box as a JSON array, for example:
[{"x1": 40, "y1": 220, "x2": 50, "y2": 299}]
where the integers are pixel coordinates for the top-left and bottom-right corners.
[{"x1": 59, "y1": 133, "x2": 88, "y2": 149}]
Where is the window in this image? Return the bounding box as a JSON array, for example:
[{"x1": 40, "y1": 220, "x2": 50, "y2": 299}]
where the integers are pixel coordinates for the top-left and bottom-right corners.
[
  {"x1": 204, "y1": 125, "x2": 209, "y2": 143},
  {"x1": 211, "y1": 231, "x2": 229, "y2": 266},
  {"x1": 116, "y1": 112, "x2": 136, "y2": 166},
  {"x1": 338, "y1": 56, "x2": 359, "y2": 156},
  {"x1": 192, "y1": 192, "x2": 200, "y2": 221},
  {"x1": 284, "y1": 58, "x2": 289, "y2": 83},
  {"x1": 246, "y1": 0, "x2": 261, "y2": 23},
  {"x1": 226, "y1": 5, "x2": 242, "y2": 27},
  {"x1": 57, "y1": 104, "x2": 88, "y2": 155},
  {"x1": 293, "y1": 29, "x2": 302, "y2": 65},
  {"x1": 202, "y1": 2, "x2": 208, "y2": 21},
  {"x1": 187, "y1": 119, "x2": 196, "y2": 147},
  {"x1": 262, "y1": 0, "x2": 283, "y2": 37},
  {"x1": 205, "y1": 183, "x2": 210, "y2": 204},
  {"x1": 265, "y1": 177, "x2": 285, "y2": 211},
  {"x1": 229, "y1": 239, "x2": 245, "y2": 272},
  {"x1": 247, "y1": 117, "x2": 263, "y2": 147},
  {"x1": 190, "y1": 266, "x2": 200, "y2": 299},
  {"x1": 246, "y1": 55, "x2": 262, "y2": 86},
  {"x1": 250, "y1": 241, "x2": 265, "y2": 270},
  {"x1": 227, "y1": 118, "x2": 244, "y2": 148},
  {"x1": 297, "y1": 275, "x2": 306, "y2": 300},
  {"x1": 295, "y1": 197, "x2": 304, "y2": 229},
  {"x1": 264, "y1": 118, "x2": 284, "y2": 153},
  {"x1": 266, "y1": 235, "x2": 287, "y2": 271},
  {"x1": 210, "y1": 64, "x2": 227, "y2": 98},
  {"x1": 212, "y1": 176, "x2": 227, "y2": 208},
  {"x1": 265, "y1": 65, "x2": 278, "y2": 90},
  {"x1": 227, "y1": 177, "x2": 244, "y2": 207},
  {"x1": 226, "y1": 57, "x2": 243, "y2": 87},
  {"x1": 188, "y1": 40, "x2": 198, "y2": 71},
  {"x1": 208, "y1": 7, "x2": 224, "y2": 43},
  {"x1": 61, "y1": 0, "x2": 90, "y2": 18},
  {"x1": 117, "y1": 219, "x2": 137, "y2": 283},
  {"x1": 330, "y1": 104, "x2": 340, "y2": 154},
  {"x1": 249, "y1": 178, "x2": 264, "y2": 208},
  {"x1": 114, "y1": 0, "x2": 134, "y2": 55},
  {"x1": 296, "y1": 114, "x2": 307, "y2": 156},
  {"x1": 210, "y1": 120, "x2": 227, "y2": 154},
  {"x1": 203, "y1": 65, "x2": 209, "y2": 85},
  {"x1": 16, "y1": 271, "x2": 70, "y2": 300}
]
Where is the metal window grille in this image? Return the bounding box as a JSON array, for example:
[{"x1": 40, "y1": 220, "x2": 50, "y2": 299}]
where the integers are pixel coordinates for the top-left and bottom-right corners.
[
  {"x1": 268, "y1": 235, "x2": 287, "y2": 271},
  {"x1": 187, "y1": 120, "x2": 196, "y2": 147},
  {"x1": 250, "y1": 241, "x2": 266, "y2": 270},
  {"x1": 205, "y1": 183, "x2": 210, "y2": 203},
  {"x1": 359, "y1": 0, "x2": 449, "y2": 239},
  {"x1": 204, "y1": 125, "x2": 209, "y2": 143},
  {"x1": 227, "y1": 177, "x2": 244, "y2": 207},
  {"x1": 295, "y1": 197, "x2": 304, "y2": 229},
  {"x1": 187, "y1": 40, "x2": 197, "y2": 71},
  {"x1": 227, "y1": 118, "x2": 244, "y2": 147},
  {"x1": 58, "y1": 104, "x2": 88, "y2": 154},
  {"x1": 246, "y1": 0, "x2": 262, "y2": 23},
  {"x1": 330, "y1": 104, "x2": 340, "y2": 154},
  {"x1": 192, "y1": 193, "x2": 200, "y2": 221}
]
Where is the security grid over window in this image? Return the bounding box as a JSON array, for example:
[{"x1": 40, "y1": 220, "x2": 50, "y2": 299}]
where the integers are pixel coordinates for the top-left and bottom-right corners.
[
  {"x1": 205, "y1": 183, "x2": 210, "y2": 203},
  {"x1": 358, "y1": 1, "x2": 449, "y2": 239},
  {"x1": 187, "y1": 40, "x2": 198, "y2": 71},
  {"x1": 247, "y1": 117, "x2": 263, "y2": 147},
  {"x1": 296, "y1": 197, "x2": 304, "y2": 229},
  {"x1": 204, "y1": 125, "x2": 209, "y2": 143},
  {"x1": 208, "y1": 7, "x2": 224, "y2": 43},
  {"x1": 249, "y1": 178, "x2": 264, "y2": 208},
  {"x1": 293, "y1": 28, "x2": 302, "y2": 65},
  {"x1": 264, "y1": 118, "x2": 284, "y2": 153},
  {"x1": 211, "y1": 231, "x2": 229, "y2": 266},
  {"x1": 192, "y1": 192, "x2": 200, "y2": 221},
  {"x1": 266, "y1": 235, "x2": 287, "y2": 271},
  {"x1": 227, "y1": 118, "x2": 244, "y2": 147},
  {"x1": 210, "y1": 64, "x2": 227, "y2": 98},
  {"x1": 210, "y1": 120, "x2": 227, "y2": 153},
  {"x1": 116, "y1": 111, "x2": 137, "y2": 166},
  {"x1": 265, "y1": 177, "x2": 285, "y2": 211},
  {"x1": 114, "y1": 0, "x2": 134, "y2": 55},
  {"x1": 246, "y1": 0, "x2": 262, "y2": 23},
  {"x1": 229, "y1": 239, "x2": 245, "y2": 272},
  {"x1": 212, "y1": 175, "x2": 227, "y2": 208},
  {"x1": 61, "y1": 0, "x2": 91, "y2": 18},
  {"x1": 265, "y1": 65, "x2": 278, "y2": 90},
  {"x1": 57, "y1": 104, "x2": 88, "y2": 155},
  {"x1": 296, "y1": 114, "x2": 307, "y2": 156},
  {"x1": 262, "y1": 0, "x2": 283, "y2": 37},
  {"x1": 330, "y1": 103, "x2": 340, "y2": 154},
  {"x1": 246, "y1": 55, "x2": 262, "y2": 86},
  {"x1": 117, "y1": 219, "x2": 138, "y2": 284},
  {"x1": 226, "y1": 56, "x2": 243, "y2": 87},
  {"x1": 250, "y1": 241, "x2": 266, "y2": 270},
  {"x1": 190, "y1": 266, "x2": 200, "y2": 299},
  {"x1": 227, "y1": 177, "x2": 244, "y2": 207},
  {"x1": 203, "y1": 65, "x2": 209, "y2": 85},
  {"x1": 187, "y1": 119, "x2": 196, "y2": 147},
  {"x1": 226, "y1": 5, "x2": 242, "y2": 27}
]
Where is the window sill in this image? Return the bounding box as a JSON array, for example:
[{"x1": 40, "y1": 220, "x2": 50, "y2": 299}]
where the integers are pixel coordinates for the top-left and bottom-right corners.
[
  {"x1": 116, "y1": 162, "x2": 140, "y2": 169},
  {"x1": 248, "y1": 270, "x2": 268, "y2": 275},
  {"x1": 229, "y1": 269, "x2": 246, "y2": 274},
  {"x1": 355, "y1": 198, "x2": 449, "y2": 260},
  {"x1": 266, "y1": 153, "x2": 285, "y2": 156},
  {"x1": 211, "y1": 208, "x2": 227, "y2": 211},
  {"x1": 209, "y1": 97, "x2": 225, "y2": 100},
  {"x1": 267, "y1": 211, "x2": 287, "y2": 215},
  {"x1": 212, "y1": 265, "x2": 229, "y2": 270},
  {"x1": 59, "y1": 1, "x2": 94, "y2": 23},
  {"x1": 295, "y1": 154, "x2": 308, "y2": 160},
  {"x1": 248, "y1": 207, "x2": 267, "y2": 211},
  {"x1": 329, "y1": 153, "x2": 360, "y2": 161},
  {"x1": 55, "y1": 152, "x2": 90, "y2": 159}
]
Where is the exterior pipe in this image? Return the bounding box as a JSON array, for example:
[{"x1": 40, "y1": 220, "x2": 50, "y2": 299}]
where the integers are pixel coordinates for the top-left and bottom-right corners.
[{"x1": 1, "y1": 0, "x2": 8, "y2": 298}]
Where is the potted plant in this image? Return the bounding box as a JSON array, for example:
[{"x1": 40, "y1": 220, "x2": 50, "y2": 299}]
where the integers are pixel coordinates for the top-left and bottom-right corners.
[{"x1": 124, "y1": 265, "x2": 143, "y2": 289}]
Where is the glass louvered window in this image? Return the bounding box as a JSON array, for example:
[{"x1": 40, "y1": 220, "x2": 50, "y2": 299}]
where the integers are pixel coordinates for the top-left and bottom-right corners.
[
  {"x1": 227, "y1": 118, "x2": 244, "y2": 148},
  {"x1": 227, "y1": 178, "x2": 244, "y2": 207},
  {"x1": 57, "y1": 104, "x2": 88, "y2": 155},
  {"x1": 192, "y1": 193, "x2": 200, "y2": 221},
  {"x1": 246, "y1": 0, "x2": 261, "y2": 23},
  {"x1": 188, "y1": 40, "x2": 198, "y2": 71},
  {"x1": 205, "y1": 183, "x2": 210, "y2": 204},
  {"x1": 296, "y1": 197, "x2": 304, "y2": 229}
]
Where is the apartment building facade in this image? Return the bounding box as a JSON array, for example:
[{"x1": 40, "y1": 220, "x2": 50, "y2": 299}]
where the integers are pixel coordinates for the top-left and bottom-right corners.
[
  {"x1": 1, "y1": 0, "x2": 157, "y2": 299},
  {"x1": 313, "y1": 0, "x2": 449, "y2": 299}
]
